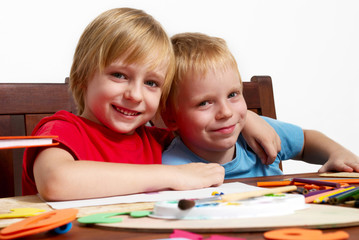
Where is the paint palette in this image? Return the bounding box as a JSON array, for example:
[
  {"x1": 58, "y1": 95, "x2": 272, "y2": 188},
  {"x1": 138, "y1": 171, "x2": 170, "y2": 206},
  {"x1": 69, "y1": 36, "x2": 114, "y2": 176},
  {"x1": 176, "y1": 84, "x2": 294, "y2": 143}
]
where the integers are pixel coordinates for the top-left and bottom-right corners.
[{"x1": 150, "y1": 193, "x2": 306, "y2": 220}]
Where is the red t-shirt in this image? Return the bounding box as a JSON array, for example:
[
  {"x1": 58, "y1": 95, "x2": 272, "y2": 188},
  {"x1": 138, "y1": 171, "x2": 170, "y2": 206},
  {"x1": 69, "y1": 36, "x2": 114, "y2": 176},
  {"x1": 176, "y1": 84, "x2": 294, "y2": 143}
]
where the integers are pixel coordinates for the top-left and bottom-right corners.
[{"x1": 22, "y1": 110, "x2": 173, "y2": 195}]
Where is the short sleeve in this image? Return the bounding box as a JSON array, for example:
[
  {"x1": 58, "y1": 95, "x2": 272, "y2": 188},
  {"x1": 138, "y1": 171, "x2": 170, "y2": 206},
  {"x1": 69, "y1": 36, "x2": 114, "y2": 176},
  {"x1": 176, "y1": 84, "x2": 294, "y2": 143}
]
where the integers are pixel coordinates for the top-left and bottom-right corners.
[{"x1": 262, "y1": 117, "x2": 304, "y2": 160}]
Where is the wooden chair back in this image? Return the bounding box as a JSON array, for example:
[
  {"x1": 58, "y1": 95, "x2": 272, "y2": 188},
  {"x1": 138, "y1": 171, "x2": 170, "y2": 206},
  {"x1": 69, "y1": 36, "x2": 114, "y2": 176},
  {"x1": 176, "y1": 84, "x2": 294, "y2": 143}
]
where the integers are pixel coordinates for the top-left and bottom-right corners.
[
  {"x1": 244, "y1": 76, "x2": 277, "y2": 119},
  {"x1": 0, "y1": 78, "x2": 77, "y2": 197}
]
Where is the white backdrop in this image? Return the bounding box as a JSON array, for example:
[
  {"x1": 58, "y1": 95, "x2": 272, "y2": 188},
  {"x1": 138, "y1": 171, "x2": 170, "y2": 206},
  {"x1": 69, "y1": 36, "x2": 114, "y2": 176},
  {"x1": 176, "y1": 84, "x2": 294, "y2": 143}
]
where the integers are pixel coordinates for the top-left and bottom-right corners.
[{"x1": 1, "y1": 0, "x2": 358, "y2": 173}]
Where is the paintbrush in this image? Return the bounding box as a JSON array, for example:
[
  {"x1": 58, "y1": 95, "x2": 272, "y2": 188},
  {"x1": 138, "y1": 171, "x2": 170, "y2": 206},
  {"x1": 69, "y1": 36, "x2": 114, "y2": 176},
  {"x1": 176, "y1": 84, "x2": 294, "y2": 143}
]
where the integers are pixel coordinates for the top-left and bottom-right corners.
[
  {"x1": 178, "y1": 185, "x2": 298, "y2": 210},
  {"x1": 177, "y1": 195, "x2": 222, "y2": 210}
]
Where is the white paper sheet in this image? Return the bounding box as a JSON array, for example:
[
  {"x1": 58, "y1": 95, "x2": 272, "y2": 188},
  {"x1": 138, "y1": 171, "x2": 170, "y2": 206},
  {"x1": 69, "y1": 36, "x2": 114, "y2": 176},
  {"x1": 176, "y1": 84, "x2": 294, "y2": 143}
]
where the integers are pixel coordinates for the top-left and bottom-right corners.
[{"x1": 46, "y1": 182, "x2": 263, "y2": 209}]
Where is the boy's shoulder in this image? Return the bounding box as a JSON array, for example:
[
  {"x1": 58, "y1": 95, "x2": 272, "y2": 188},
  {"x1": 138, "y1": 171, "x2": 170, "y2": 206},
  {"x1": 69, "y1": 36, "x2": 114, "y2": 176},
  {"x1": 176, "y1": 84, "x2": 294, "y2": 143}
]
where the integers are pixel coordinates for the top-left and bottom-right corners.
[
  {"x1": 260, "y1": 116, "x2": 301, "y2": 134},
  {"x1": 31, "y1": 110, "x2": 77, "y2": 134},
  {"x1": 260, "y1": 116, "x2": 304, "y2": 160},
  {"x1": 38, "y1": 110, "x2": 77, "y2": 124},
  {"x1": 142, "y1": 126, "x2": 174, "y2": 147}
]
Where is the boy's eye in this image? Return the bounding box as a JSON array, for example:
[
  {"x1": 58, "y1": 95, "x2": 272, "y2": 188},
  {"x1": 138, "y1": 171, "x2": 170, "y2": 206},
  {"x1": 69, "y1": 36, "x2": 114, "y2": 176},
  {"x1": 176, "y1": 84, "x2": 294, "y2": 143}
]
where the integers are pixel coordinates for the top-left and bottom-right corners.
[
  {"x1": 198, "y1": 101, "x2": 210, "y2": 107},
  {"x1": 112, "y1": 72, "x2": 126, "y2": 78},
  {"x1": 145, "y1": 80, "x2": 158, "y2": 88},
  {"x1": 228, "y1": 92, "x2": 239, "y2": 98},
  {"x1": 112, "y1": 72, "x2": 126, "y2": 79}
]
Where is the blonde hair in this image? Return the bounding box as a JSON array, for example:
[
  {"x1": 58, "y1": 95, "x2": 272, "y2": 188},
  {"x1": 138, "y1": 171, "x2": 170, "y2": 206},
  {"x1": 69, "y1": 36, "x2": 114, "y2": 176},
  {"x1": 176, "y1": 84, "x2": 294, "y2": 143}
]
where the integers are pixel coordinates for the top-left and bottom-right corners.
[
  {"x1": 167, "y1": 32, "x2": 241, "y2": 111},
  {"x1": 70, "y1": 8, "x2": 175, "y2": 115}
]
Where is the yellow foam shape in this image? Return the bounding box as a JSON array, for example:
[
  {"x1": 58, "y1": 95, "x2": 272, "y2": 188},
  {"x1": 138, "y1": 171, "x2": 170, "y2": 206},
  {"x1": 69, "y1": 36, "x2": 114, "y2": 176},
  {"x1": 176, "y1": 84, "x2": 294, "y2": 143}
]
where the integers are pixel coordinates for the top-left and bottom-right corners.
[{"x1": 0, "y1": 208, "x2": 46, "y2": 219}]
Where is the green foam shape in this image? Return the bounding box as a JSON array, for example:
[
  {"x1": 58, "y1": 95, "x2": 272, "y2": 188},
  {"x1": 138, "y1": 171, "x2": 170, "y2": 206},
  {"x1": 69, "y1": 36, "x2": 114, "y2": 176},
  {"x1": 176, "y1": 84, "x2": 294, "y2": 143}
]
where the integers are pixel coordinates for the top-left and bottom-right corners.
[
  {"x1": 77, "y1": 212, "x2": 129, "y2": 224},
  {"x1": 129, "y1": 210, "x2": 151, "y2": 218}
]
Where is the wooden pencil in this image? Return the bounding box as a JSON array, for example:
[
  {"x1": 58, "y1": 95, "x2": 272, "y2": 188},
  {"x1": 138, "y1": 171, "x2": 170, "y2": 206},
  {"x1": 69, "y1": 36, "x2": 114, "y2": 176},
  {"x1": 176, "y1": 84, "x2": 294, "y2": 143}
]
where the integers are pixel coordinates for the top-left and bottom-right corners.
[
  {"x1": 292, "y1": 178, "x2": 340, "y2": 188},
  {"x1": 221, "y1": 185, "x2": 298, "y2": 202},
  {"x1": 328, "y1": 187, "x2": 359, "y2": 205},
  {"x1": 344, "y1": 200, "x2": 359, "y2": 208},
  {"x1": 305, "y1": 188, "x2": 347, "y2": 203},
  {"x1": 313, "y1": 187, "x2": 355, "y2": 204}
]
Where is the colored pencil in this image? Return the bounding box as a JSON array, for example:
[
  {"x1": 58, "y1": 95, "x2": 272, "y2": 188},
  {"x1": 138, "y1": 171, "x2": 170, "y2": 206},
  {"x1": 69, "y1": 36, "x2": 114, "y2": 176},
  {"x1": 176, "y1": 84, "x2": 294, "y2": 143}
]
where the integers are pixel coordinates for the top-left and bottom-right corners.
[
  {"x1": 318, "y1": 179, "x2": 359, "y2": 184},
  {"x1": 313, "y1": 186, "x2": 355, "y2": 204},
  {"x1": 257, "y1": 181, "x2": 292, "y2": 187},
  {"x1": 295, "y1": 187, "x2": 309, "y2": 195},
  {"x1": 345, "y1": 192, "x2": 359, "y2": 201},
  {"x1": 344, "y1": 200, "x2": 359, "y2": 208},
  {"x1": 304, "y1": 189, "x2": 332, "y2": 197},
  {"x1": 292, "y1": 178, "x2": 340, "y2": 188},
  {"x1": 305, "y1": 188, "x2": 347, "y2": 203},
  {"x1": 257, "y1": 178, "x2": 359, "y2": 187},
  {"x1": 328, "y1": 187, "x2": 359, "y2": 205}
]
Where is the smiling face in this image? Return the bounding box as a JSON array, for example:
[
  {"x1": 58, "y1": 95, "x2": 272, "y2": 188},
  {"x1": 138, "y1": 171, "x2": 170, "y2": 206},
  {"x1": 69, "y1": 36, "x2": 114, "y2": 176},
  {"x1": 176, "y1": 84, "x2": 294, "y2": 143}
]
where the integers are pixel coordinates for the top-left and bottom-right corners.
[
  {"x1": 173, "y1": 67, "x2": 247, "y2": 162},
  {"x1": 81, "y1": 57, "x2": 167, "y2": 135}
]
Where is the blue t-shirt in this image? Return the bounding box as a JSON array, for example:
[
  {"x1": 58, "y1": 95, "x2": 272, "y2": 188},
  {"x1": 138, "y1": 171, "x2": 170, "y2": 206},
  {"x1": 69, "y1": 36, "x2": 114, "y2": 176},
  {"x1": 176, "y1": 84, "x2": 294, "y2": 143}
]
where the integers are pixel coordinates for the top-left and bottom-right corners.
[{"x1": 162, "y1": 117, "x2": 304, "y2": 179}]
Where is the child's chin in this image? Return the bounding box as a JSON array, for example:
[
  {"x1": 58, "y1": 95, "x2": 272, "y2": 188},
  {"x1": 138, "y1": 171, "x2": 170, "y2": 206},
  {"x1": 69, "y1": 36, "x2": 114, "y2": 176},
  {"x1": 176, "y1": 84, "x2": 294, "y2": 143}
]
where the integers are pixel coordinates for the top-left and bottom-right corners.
[{"x1": 216, "y1": 142, "x2": 237, "y2": 151}]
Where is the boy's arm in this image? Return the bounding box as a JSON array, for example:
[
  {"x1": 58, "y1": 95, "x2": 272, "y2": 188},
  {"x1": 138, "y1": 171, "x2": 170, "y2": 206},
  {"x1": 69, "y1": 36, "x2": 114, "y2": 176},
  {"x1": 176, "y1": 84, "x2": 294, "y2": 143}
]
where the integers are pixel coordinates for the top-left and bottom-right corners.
[
  {"x1": 241, "y1": 111, "x2": 281, "y2": 165},
  {"x1": 33, "y1": 147, "x2": 225, "y2": 201},
  {"x1": 294, "y1": 129, "x2": 359, "y2": 172}
]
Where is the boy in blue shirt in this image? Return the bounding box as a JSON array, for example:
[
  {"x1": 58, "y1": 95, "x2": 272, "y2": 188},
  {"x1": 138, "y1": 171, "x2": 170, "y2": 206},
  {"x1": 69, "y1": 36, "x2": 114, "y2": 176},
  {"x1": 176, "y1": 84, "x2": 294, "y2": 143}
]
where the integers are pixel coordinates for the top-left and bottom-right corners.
[{"x1": 162, "y1": 32, "x2": 359, "y2": 178}]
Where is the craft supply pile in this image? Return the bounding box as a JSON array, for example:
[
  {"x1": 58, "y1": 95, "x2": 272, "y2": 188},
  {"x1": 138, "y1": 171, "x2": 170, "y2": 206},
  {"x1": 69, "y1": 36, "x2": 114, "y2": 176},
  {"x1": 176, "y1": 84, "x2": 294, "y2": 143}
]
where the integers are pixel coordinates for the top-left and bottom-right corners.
[{"x1": 1, "y1": 172, "x2": 359, "y2": 239}]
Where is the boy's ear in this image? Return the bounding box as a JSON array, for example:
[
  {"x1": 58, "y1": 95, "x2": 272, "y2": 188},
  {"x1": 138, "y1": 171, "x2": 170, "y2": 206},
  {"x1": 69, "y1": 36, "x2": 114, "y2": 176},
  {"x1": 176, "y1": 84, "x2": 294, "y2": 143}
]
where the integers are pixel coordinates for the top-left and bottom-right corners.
[{"x1": 161, "y1": 108, "x2": 178, "y2": 131}]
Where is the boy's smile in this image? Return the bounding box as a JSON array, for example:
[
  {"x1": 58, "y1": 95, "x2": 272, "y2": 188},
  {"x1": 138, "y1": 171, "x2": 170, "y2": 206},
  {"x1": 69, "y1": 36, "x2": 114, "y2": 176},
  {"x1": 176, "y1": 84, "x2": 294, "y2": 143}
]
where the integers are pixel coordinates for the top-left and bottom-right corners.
[
  {"x1": 173, "y1": 67, "x2": 247, "y2": 164},
  {"x1": 113, "y1": 105, "x2": 141, "y2": 117},
  {"x1": 81, "y1": 57, "x2": 167, "y2": 134},
  {"x1": 211, "y1": 124, "x2": 236, "y2": 134}
]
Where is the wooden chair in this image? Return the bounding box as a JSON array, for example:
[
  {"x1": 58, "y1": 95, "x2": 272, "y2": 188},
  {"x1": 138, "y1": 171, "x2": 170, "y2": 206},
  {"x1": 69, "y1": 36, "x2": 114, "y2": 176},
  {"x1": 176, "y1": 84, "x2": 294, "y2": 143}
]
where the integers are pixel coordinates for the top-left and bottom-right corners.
[
  {"x1": 244, "y1": 76, "x2": 277, "y2": 119},
  {"x1": 0, "y1": 75, "x2": 277, "y2": 198},
  {"x1": 0, "y1": 78, "x2": 77, "y2": 197}
]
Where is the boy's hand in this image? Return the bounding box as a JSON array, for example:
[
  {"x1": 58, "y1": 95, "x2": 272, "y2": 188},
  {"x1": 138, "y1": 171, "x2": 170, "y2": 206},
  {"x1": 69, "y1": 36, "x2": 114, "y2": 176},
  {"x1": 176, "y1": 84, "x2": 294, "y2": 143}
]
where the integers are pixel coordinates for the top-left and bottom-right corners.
[
  {"x1": 170, "y1": 163, "x2": 225, "y2": 190},
  {"x1": 318, "y1": 148, "x2": 359, "y2": 173},
  {"x1": 242, "y1": 111, "x2": 281, "y2": 165}
]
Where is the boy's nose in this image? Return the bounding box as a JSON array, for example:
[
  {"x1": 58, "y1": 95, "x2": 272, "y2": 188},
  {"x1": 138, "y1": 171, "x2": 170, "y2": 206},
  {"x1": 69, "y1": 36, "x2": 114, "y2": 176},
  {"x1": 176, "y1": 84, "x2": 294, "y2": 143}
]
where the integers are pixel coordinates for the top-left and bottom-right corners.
[
  {"x1": 215, "y1": 102, "x2": 233, "y2": 120},
  {"x1": 124, "y1": 82, "x2": 142, "y2": 103}
]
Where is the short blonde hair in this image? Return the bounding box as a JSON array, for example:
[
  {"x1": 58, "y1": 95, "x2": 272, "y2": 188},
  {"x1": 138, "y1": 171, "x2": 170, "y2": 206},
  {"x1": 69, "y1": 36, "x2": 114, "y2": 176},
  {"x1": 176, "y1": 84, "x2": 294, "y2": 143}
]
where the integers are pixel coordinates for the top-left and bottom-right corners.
[
  {"x1": 167, "y1": 32, "x2": 241, "y2": 112},
  {"x1": 70, "y1": 8, "x2": 175, "y2": 115}
]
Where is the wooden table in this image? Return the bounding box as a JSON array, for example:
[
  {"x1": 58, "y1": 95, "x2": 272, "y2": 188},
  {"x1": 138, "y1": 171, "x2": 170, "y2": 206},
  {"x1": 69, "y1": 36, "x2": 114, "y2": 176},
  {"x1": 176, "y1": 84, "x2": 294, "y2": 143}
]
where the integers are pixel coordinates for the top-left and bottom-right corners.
[{"x1": 2, "y1": 172, "x2": 359, "y2": 240}]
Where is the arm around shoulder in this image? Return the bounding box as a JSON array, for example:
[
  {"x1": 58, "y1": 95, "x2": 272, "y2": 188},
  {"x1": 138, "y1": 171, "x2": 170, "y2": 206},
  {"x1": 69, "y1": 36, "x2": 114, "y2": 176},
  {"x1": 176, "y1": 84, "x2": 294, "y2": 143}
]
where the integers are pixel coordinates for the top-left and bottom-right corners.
[{"x1": 241, "y1": 111, "x2": 281, "y2": 165}]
